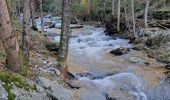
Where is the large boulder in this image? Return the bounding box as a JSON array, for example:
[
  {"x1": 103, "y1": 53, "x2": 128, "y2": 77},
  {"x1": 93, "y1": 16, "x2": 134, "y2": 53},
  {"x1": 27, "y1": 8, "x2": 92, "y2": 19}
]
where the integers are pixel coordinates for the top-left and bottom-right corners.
[
  {"x1": 0, "y1": 71, "x2": 49, "y2": 100},
  {"x1": 36, "y1": 77, "x2": 74, "y2": 100}
]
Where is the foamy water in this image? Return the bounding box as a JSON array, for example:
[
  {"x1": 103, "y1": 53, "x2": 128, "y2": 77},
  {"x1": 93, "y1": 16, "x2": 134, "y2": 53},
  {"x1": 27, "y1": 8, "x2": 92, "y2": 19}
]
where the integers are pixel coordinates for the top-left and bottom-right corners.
[{"x1": 77, "y1": 73, "x2": 147, "y2": 100}]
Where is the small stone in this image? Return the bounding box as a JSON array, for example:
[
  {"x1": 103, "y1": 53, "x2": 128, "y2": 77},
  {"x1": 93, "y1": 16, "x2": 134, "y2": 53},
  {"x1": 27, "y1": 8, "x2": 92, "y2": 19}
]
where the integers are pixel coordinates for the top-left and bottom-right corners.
[
  {"x1": 165, "y1": 64, "x2": 170, "y2": 70},
  {"x1": 110, "y1": 47, "x2": 130, "y2": 56}
]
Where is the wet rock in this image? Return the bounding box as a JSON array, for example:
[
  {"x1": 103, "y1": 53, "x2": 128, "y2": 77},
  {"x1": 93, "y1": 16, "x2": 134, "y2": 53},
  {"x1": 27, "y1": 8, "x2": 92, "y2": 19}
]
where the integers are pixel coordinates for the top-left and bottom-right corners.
[
  {"x1": 45, "y1": 42, "x2": 59, "y2": 52},
  {"x1": 45, "y1": 14, "x2": 52, "y2": 18},
  {"x1": 131, "y1": 45, "x2": 148, "y2": 51},
  {"x1": 44, "y1": 32, "x2": 59, "y2": 37},
  {"x1": 56, "y1": 24, "x2": 83, "y2": 29},
  {"x1": 110, "y1": 47, "x2": 130, "y2": 56},
  {"x1": 165, "y1": 64, "x2": 170, "y2": 70},
  {"x1": 44, "y1": 22, "x2": 55, "y2": 28},
  {"x1": 107, "y1": 89, "x2": 136, "y2": 100},
  {"x1": 71, "y1": 17, "x2": 78, "y2": 24},
  {"x1": 130, "y1": 57, "x2": 150, "y2": 65},
  {"x1": 73, "y1": 88, "x2": 106, "y2": 100},
  {"x1": 49, "y1": 23, "x2": 55, "y2": 28}
]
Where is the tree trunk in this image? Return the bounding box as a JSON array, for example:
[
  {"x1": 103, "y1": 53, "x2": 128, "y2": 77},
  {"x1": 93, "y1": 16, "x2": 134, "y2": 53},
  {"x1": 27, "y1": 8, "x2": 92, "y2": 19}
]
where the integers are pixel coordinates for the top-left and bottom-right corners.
[
  {"x1": 23, "y1": 0, "x2": 31, "y2": 59},
  {"x1": 39, "y1": 0, "x2": 44, "y2": 32},
  {"x1": 30, "y1": 0, "x2": 37, "y2": 30},
  {"x1": 58, "y1": 0, "x2": 71, "y2": 72},
  {"x1": 112, "y1": 0, "x2": 115, "y2": 15},
  {"x1": 0, "y1": 0, "x2": 22, "y2": 72},
  {"x1": 124, "y1": 3, "x2": 131, "y2": 38},
  {"x1": 144, "y1": 0, "x2": 150, "y2": 28},
  {"x1": 131, "y1": 0, "x2": 135, "y2": 37},
  {"x1": 117, "y1": 0, "x2": 120, "y2": 32}
]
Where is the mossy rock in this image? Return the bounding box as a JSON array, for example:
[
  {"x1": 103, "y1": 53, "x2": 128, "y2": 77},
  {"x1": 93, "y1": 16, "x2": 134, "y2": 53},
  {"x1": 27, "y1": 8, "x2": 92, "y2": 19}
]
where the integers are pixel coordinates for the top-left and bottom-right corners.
[
  {"x1": 45, "y1": 41, "x2": 59, "y2": 52},
  {"x1": 0, "y1": 71, "x2": 37, "y2": 100},
  {"x1": 156, "y1": 46, "x2": 170, "y2": 63},
  {"x1": 145, "y1": 34, "x2": 167, "y2": 49}
]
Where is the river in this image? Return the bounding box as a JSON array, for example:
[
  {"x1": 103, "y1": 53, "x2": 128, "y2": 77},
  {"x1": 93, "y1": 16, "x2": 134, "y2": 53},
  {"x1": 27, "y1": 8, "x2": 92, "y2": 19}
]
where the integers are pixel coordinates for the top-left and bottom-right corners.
[{"x1": 36, "y1": 16, "x2": 169, "y2": 100}]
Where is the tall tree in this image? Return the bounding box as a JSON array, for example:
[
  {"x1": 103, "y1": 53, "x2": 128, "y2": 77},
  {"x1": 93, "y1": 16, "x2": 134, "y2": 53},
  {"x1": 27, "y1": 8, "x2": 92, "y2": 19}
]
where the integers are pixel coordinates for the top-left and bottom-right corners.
[
  {"x1": 30, "y1": 0, "x2": 37, "y2": 30},
  {"x1": 39, "y1": 0, "x2": 44, "y2": 32},
  {"x1": 131, "y1": 0, "x2": 135, "y2": 37},
  {"x1": 144, "y1": 0, "x2": 151, "y2": 28},
  {"x1": 58, "y1": 0, "x2": 71, "y2": 75},
  {"x1": 0, "y1": 0, "x2": 22, "y2": 72},
  {"x1": 23, "y1": 0, "x2": 31, "y2": 59},
  {"x1": 117, "y1": 0, "x2": 120, "y2": 32},
  {"x1": 112, "y1": 0, "x2": 115, "y2": 15}
]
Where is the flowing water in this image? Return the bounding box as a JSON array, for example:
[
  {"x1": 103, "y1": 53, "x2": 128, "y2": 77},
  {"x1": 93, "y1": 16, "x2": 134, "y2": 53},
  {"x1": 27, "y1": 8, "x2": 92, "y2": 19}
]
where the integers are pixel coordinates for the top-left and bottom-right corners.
[{"x1": 36, "y1": 17, "x2": 169, "y2": 100}]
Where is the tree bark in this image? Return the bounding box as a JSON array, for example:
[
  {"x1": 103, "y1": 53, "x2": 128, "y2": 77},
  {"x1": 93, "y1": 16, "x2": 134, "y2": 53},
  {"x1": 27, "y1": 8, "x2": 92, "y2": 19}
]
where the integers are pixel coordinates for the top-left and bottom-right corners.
[
  {"x1": 30, "y1": 0, "x2": 37, "y2": 30},
  {"x1": 131, "y1": 0, "x2": 135, "y2": 37},
  {"x1": 23, "y1": 0, "x2": 31, "y2": 59},
  {"x1": 112, "y1": 0, "x2": 115, "y2": 15},
  {"x1": 39, "y1": 0, "x2": 44, "y2": 32},
  {"x1": 58, "y1": 0, "x2": 71, "y2": 72},
  {"x1": 117, "y1": 0, "x2": 120, "y2": 32},
  {"x1": 144, "y1": 0, "x2": 150, "y2": 28},
  {"x1": 0, "y1": 0, "x2": 22, "y2": 72}
]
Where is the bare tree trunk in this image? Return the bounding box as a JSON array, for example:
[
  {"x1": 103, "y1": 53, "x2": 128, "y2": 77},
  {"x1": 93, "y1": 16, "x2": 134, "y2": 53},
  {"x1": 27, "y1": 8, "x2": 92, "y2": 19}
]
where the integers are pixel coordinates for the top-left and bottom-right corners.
[
  {"x1": 30, "y1": 0, "x2": 37, "y2": 30},
  {"x1": 112, "y1": 0, "x2": 115, "y2": 15},
  {"x1": 144, "y1": 0, "x2": 150, "y2": 28},
  {"x1": 124, "y1": 3, "x2": 132, "y2": 38},
  {"x1": 23, "y1": 0, "x2": 31, "y2": 59},
  {"x1": 39, "y1": 0, "x2": 44, "y2": 32},
  {"x1": 0, "y1": 0, "x2": 22, "y2": 72},
  {"x1": 58, "y1": 0, "x2": 71, "y2": 73},
  {"x1": 131, "y1": 0, "x2": 135, "y2": 37},
  {"x1": 117, "y1": 0, "x2": 120, "y2": 32}
]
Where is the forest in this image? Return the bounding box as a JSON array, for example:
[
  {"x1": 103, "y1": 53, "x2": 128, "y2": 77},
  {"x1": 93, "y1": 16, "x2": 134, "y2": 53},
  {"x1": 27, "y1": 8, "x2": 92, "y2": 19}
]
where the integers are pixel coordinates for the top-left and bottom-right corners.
[{"x1": 0, "y1": 0, "x2": 170, "y2": 100}]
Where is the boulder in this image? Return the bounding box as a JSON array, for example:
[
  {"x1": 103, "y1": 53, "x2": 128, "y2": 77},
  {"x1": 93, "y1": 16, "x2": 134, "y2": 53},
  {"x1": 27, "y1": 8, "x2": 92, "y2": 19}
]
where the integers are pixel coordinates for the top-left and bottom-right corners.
[
  {"x1": 0, "y1": 71, "x2": 49, "y2": 100},
  {"x1": 110, "y1": 47, "x2": 130, "y2": 56},
  {"x1": 44, "y1": 22, "x2": 55, "y2": 28},
  {"x1": 165, "y1": 64, "x2": 170, "y2": 70},
  {"x1": 36, "y1": 77, "x2": 74, "y2": 100},
  {"x1": 156, "y1": 46, "x2": 170, "y2": 63},
  {"x1": 130, "y1": 57, "x2": 150, "y2": 65},
  {"x1": 73, "y1": 88, "x2": 106, "y2": 100},
  {"x1": 107, "y1": 89, "x2": 136, "y2": 100},
  {"x1": 145, "y1": 34, "x2": 168, "y2": 48},
  {"x1": 45, "y1": 42, "x2": 59, "y2": 52}
]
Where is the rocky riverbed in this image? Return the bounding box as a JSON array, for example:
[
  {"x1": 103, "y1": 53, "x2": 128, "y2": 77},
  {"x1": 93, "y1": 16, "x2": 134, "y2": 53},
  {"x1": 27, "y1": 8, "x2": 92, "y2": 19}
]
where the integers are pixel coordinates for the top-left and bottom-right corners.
[{"x1": 1, "y1": 15, "x2": 170, "y2": 100}]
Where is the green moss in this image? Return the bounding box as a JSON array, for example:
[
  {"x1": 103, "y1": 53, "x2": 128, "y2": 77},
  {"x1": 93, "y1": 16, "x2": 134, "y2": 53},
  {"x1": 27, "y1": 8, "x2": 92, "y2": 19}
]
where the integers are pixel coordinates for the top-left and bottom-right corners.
[
  {"x1": 0, "y1": 49, "x2": 6, "y2": 60},
  {"x1": 22, "y1": 56, "x2": 30, "y2": 77},
  {"x1": 45, "y1": 41, "x2": 59, "y2": 52},
  {"x1": 0, "y1": 71, "x2": 37, "y2": 100}
]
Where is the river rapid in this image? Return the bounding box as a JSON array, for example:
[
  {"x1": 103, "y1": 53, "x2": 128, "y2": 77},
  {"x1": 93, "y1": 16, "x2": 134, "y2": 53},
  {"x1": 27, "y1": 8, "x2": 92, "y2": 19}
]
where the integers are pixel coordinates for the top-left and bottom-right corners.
[{"x1": 36, "y1": 16, "x2": 169, "y2": 100}]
